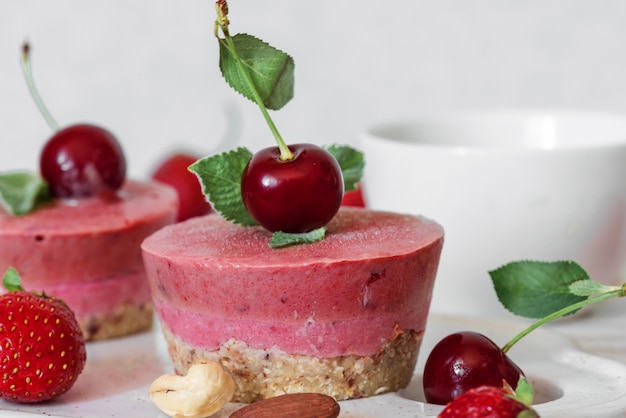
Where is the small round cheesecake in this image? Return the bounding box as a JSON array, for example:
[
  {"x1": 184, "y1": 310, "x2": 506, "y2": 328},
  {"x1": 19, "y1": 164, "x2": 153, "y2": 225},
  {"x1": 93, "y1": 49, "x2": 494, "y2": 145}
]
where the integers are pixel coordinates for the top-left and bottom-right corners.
[
  {"x1": 0, "y1": 180, "x2": 178, "y2": 340},
  {"x1": 142, "y1": 207, "x2": 444, "y2": 402}
]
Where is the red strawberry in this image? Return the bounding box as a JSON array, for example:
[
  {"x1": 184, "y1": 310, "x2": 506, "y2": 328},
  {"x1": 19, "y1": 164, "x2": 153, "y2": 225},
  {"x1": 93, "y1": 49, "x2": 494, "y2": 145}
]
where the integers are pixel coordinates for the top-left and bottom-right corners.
[
  {"x1": 438, "y1": 378, "x2": 539, "y2": 418},
  {"x1": 0, "y1": 268, "x2": 86, "y2": 403},
  {"x1": 341, "y1": 183, "x2": 366, "y2": 207}
]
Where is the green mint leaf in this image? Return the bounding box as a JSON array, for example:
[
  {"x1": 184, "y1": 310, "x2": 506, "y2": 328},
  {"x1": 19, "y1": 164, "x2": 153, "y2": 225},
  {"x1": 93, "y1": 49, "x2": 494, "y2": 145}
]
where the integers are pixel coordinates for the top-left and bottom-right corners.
[
  {"x1": 3, "y1": 267, "x2": 24, "y2": 292},
  {"x1": 489, "y1": 260, "x2": 589, "y2": 318},
  {"x1": 0, "y1": 171, "x2": 52, "y2": 216},
  {"x1": 219, "y1": 33, "x2": 294, "y2": 111},
  {"x1": 270, "y1": 227, "x2": 326, "y2": 248},
  {"x1": 188, "y1": 147, "x2": 257, "y2": 226},
  {"x1": 324, "y1": 145, "x2": 364, "y2": 192}
]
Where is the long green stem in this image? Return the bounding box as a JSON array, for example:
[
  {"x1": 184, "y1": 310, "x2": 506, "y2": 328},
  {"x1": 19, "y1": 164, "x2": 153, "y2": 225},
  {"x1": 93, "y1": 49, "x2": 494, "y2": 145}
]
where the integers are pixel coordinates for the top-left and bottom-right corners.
[
  {"x1": 501, "y1": 288, "x2": 624, "y2": 353},
  {"x1": 21, "y1": 43, "x2": 59, "y2": 132},
  {"x1": 214, "y1": 2, "x2": 293, "y2": 161}
]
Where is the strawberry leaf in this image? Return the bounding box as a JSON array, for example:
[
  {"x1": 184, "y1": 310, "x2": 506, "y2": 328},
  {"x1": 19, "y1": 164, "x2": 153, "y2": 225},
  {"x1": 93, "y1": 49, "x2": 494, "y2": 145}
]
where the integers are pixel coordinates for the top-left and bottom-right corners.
[
  {"x1": 270, "y1": 227, "x2": 326, "y2": 248},
  {"x1": 512, "y1": 376, "x2": 534, "y2": 407},
  {"x1": 189, "y1": 147, "x2": 257, "y2": 226},
  {"x1": 219, "y1": 33, "x2": 294, "y2": 111},
  {"x1": 0, "y1": 171, "x2": 52, "y2": 216},
  {"x1": 325, "y1": 145, "x2": 364, "y2": 192},
  {"x1": 489, "y1": 260, "x2": 589, "y2": 318}
]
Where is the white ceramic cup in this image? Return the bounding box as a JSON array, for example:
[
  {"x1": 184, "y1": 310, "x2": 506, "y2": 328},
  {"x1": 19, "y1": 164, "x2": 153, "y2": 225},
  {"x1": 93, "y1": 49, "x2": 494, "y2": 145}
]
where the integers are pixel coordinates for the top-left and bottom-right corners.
[{"x1": 360, "y1": 109, "x2": 626, "y2": 317}]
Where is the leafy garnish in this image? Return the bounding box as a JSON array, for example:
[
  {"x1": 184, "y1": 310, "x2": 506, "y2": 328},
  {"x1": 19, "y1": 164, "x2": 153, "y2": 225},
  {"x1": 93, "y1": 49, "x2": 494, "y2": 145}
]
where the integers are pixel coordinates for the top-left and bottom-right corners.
[
  {"x1": 490, "y1": 260, "x2": 589, "y2": 318},
  {"x1": 219, "y1": 33, "x2": 294, "y2": 111},
  {"x1": 189, "y1": 147, "x2": 257, "y2": 226},
  {"x1": 270, "y1": 227, "x2": 326, "y2": 249},
  {"x1": 2, "y1": 267, "x2": 23, "y2": 292},
  {"x1": 490, "y1": 260, "x2": 625, "y2": 353},
  {"x1": 325, "y1": 145, "x2": 364, "y2": 192},
  {"x1": 0, "y1": 171, "x2": 52, "y2": 216}
]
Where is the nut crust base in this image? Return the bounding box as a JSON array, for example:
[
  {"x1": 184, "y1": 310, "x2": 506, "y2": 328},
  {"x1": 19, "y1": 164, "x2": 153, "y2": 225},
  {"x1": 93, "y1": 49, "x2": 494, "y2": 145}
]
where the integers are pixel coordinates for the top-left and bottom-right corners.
[
  {"x1": 161, "y1": 324, "x2": 421, "y2": 403},
  {"x1": 79, "y1": 302, "x2": 153, "y2": 341}
]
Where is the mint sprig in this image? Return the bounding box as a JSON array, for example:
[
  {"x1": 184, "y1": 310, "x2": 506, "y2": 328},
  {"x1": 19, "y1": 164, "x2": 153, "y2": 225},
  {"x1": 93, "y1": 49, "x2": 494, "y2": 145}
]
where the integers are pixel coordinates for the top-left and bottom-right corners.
[
  {"x1": 0, "y1": 171, "x2": 53, "y2": 216},
  {"x1": 489, "y1": 260, "x2": 625, "y2": 353}
]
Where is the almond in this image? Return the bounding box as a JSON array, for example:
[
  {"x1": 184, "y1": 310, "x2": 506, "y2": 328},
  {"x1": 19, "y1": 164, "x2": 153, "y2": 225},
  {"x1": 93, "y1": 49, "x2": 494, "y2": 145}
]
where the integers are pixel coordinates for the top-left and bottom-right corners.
[{"x1": 229, "y1": 393, "x2": 340, "y2": 418}]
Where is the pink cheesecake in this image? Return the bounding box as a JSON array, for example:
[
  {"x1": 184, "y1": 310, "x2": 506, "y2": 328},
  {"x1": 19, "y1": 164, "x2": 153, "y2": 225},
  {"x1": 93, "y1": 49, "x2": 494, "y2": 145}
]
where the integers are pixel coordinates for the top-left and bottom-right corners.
[
  {"x1": 0, "y1": 180, "x2": 178, "y2": 340},
  {"x1": 142, "y1": 207, "x2": 444, "y2": 402}
]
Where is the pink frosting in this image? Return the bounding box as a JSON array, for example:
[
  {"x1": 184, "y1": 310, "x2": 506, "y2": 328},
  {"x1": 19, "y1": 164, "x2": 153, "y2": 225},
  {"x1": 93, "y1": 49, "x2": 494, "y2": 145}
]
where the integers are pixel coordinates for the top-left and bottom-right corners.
[
  {"x1": 35, "y1": 270, "x2": 152, "y2": 317},
  {"x1": 0, "y1": 180, "x2": 177, "y2": 286},
  {"x1": 0, "y1": 180, "x2": 177, "y2": 320},
  {"x1": 143, "y1": 208, "x2": 444, "y2": 358}
]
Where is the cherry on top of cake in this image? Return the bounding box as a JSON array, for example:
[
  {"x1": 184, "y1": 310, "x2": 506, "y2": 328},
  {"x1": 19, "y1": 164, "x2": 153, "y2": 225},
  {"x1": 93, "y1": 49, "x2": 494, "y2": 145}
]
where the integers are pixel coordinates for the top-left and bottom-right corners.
[
  {"x1": 188, "y1": 1, "x2": 365, "y2": 249},
  {"x1": 0, "y1": 43, "x2": 129, "y2": 218}
]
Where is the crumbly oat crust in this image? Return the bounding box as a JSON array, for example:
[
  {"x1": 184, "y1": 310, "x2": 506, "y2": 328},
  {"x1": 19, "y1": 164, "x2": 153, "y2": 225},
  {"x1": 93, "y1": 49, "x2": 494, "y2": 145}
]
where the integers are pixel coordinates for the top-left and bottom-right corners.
[
  {"x1": 161, "y1": 324, "x2": 421, "y2": 403},
  {"x1": 79, "y1": 302, "x2": 153, "y2": 341}
]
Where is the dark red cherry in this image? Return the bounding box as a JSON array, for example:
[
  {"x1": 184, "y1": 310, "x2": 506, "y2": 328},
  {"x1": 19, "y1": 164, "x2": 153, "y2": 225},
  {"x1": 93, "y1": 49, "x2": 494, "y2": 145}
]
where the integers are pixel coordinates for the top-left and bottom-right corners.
[
  {"x1": 40, "y1": 124, "x2": 126, "y2": 198},
  {"x1": 152, "y1": 153, "x2": 212, "y2": 222},
  {"x1": 241, "y1": 143, "x2": 344, "y2": 233},
  {"x1": 422, "y1": 331, "x2": 524, "y2": 405}
]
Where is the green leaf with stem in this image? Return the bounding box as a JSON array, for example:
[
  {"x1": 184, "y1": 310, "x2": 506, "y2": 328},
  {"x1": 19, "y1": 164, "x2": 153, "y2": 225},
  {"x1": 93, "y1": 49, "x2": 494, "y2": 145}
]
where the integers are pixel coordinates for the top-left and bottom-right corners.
[
  {"x1": 215, "y1": 1, "x2": 294, "y2": 161},
  {"x1": 490, "y1": 260, "x2": 626, "y2": 354}
]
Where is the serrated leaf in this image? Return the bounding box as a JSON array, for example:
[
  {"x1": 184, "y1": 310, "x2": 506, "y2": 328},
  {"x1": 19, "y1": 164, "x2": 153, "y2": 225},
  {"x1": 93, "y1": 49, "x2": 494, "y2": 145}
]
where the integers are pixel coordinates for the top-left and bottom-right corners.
[
  {"x1": 0, "y1": 171, "x2": 52, "y2": 216},
  {"x1": 219, "y1": 33, "x2": 294, "y2": 110},
  {"x1": 489, "y1": 260, "x2": 589, "y2": 318},
  {"x1": 324, "y1": 145, "x2": 364, "y2": 191},
  {"x1": 188, "y1": 147, "x2": 257, "y2": 226},
  {"x1": 270, "y1": 227, "x2": 326, "y2": 248}
]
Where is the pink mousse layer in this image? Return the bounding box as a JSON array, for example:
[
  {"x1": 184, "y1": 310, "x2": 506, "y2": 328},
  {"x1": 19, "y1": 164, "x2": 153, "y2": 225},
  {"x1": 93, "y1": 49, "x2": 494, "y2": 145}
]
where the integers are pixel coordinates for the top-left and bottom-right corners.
[
  {"x1": 0, "y1": 180, "x2": 177, "y2": 314},
  {"x1": 142, "y1": 208, "x2": 444, "y2": 357}
]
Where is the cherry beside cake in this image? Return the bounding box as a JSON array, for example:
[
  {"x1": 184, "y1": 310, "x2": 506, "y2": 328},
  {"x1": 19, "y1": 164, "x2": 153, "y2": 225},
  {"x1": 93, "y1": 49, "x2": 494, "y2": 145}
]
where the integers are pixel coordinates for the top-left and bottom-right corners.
[
  {"x1": 142, "y1": 207, "x2": 444, "y2": 402},
  {"x1": 0, "y1": 180, "x2": 177, "y2": 340}
]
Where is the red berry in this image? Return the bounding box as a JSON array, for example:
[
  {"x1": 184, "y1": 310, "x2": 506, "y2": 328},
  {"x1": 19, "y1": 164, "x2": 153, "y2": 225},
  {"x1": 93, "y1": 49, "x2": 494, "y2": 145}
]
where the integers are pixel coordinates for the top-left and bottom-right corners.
[
  {"x1": 152, "y1": 153, "x2": 212, "y2": 222},
  {"x1": 423, "y1": 331, "x2": 524, "y2": 405},
  {"x1": 40, "y1": 124, "x2": 126, "y2": 198},
  {"x1": 438, "y1": 385, "x2": 539, "y2": 418},
  {"x1": 241, "y1": 143, "x2": 344, "y2": 233},
  {"x1": 0, "y1": 290, "x2": 86, "y2": 403},
  {"x1": 341, "y1": 183, "x2": 366, "y2": 207}
]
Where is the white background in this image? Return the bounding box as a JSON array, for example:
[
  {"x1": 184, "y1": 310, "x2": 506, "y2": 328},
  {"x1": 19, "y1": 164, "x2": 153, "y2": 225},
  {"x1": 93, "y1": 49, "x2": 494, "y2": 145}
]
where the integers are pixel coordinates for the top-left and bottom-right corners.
[{"x1": 2, "y1": 0, "x2": 626, "y2": 178}]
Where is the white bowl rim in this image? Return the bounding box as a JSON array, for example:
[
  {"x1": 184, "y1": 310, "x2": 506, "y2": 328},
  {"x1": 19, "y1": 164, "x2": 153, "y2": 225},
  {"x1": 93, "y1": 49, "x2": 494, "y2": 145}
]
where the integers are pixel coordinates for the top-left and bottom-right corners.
[{"x1": 362, "y1": 108, "x2": 626, "y2": 153}]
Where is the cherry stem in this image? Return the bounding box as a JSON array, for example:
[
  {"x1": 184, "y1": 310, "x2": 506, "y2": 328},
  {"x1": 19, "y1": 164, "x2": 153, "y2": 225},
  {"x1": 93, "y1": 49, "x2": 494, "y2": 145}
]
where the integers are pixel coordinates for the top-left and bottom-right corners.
[
  {"x1": 21, "y1": 43, "x2": 60, "y2": 132},
  {"x1": 501, "y1": 284, "x2": 626, "y2": 353},
  {"x1": 214, "y1": 1, "x2": 293, "y2": 161}
]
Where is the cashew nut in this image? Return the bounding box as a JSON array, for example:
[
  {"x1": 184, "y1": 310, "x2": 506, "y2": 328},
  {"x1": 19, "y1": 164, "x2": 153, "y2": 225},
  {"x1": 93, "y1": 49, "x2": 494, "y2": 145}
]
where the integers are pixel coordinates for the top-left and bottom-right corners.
[{"x1": 149, "y1": 361, "x2": 235, "y2": 418}]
